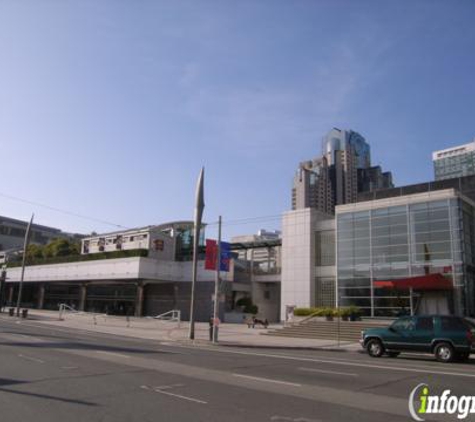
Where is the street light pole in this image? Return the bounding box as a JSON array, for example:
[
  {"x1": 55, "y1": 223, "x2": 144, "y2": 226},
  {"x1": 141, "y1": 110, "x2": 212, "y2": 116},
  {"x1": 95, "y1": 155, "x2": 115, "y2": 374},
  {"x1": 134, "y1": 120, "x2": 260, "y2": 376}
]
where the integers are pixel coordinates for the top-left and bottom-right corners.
[
  {"x1": 16, "y1": 213, "x2": 34, "y2": 317},
  {"x1": 189, "y1": 169, "x2": 204, "y2": 340},
  {"x1": 212, "y1": 216, "x2": 222, "y2": 343},
  {"x1": 0, "y1": 263, "x2": 7, "y2": 313}
]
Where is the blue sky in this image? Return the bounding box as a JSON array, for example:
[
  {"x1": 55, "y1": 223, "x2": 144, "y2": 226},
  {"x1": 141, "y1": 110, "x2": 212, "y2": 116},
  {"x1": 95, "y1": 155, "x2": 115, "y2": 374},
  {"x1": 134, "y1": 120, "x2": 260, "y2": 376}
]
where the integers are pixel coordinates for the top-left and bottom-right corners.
[{"x1": 0, "y1": 0, "x2": 474, "y2": 239}]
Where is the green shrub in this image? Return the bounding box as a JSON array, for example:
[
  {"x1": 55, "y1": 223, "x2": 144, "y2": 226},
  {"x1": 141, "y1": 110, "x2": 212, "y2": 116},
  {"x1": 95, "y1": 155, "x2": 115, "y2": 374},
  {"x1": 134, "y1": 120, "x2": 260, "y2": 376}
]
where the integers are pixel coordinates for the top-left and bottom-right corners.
[
  {"x1": 293, "y1": 307, "x2": 341, "y2": 317},
  {"x1": 8, "y1": 248, "x2": 149, "y2": 267},
  {"x1": 246, "y1": 304, "x2": 259, "y2": 315},
  {"x1": 236, "y1": 297, "x2": 253, "y2": 308},
  {"x1": 293, "y1": 307, "x2": 319, "y2": 316}
]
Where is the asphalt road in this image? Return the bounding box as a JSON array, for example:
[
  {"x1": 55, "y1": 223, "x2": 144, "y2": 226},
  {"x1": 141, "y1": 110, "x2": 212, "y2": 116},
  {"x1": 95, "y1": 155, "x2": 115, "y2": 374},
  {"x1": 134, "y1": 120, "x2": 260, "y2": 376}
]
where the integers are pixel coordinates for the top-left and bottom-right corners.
[{"x1": 1, "y1": 317, "x2": 474, "y2": 422}]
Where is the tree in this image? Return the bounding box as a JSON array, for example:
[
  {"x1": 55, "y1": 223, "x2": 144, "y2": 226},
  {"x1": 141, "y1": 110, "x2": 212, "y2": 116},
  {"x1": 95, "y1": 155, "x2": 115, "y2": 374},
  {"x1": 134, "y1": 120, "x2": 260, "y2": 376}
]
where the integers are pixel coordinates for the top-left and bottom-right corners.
[
  {"x1": 43, "y1": 238, "x2": 81, "y2": 258},
  {"x1": 26, "y1": 244, "x2": 44, "y2": 262}
]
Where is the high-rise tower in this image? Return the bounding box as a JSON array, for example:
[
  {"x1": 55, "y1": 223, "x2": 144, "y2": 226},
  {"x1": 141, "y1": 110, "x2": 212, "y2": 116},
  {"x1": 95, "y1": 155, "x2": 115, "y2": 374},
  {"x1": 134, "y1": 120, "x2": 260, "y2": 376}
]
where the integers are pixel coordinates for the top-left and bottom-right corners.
[{"x1": 291, "y1": 128, "x2": 393, "y2": 213}]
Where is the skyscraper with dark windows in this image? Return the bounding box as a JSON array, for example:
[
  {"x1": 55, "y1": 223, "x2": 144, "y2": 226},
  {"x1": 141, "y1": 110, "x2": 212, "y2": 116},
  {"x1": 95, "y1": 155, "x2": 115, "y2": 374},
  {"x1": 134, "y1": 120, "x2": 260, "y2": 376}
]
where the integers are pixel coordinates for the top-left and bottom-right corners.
[{"x1": 291, "y1": 128, "x2": 393, "y2": 214}]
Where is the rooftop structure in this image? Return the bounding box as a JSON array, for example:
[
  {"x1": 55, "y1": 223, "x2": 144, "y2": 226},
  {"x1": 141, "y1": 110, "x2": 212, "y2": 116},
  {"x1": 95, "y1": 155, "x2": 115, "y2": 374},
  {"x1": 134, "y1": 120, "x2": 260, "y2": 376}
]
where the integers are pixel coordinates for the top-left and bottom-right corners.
[{"x1": 433, "y1": 138, "x2": 475, "y2": 180}]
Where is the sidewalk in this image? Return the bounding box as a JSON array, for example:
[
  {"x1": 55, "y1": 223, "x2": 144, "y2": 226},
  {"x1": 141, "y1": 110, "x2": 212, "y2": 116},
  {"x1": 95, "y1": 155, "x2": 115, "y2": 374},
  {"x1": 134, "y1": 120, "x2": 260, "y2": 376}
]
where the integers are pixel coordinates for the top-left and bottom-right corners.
[{"x1": 0, "y1": 309, "x2": 361, "y2": 352}]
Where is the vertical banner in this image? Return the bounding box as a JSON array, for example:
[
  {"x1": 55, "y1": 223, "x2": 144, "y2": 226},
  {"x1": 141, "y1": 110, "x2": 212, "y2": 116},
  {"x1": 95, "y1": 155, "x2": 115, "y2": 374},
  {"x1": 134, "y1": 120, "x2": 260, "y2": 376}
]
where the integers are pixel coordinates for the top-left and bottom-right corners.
[
  {"x1": 219, "y1": 241, "x2": 230, "y2": 272},
  {"x1": 205, "y1": 239, "x2": 217, "y2": 270},
  {"x1": 205, "y1": 239, "x2": 231, "y2": 272}
]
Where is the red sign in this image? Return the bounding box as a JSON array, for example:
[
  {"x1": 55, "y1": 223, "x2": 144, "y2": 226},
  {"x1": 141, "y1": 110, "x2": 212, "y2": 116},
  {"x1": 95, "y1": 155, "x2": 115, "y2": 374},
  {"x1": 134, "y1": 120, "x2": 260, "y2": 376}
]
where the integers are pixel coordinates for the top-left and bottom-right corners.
[
  {"x1": 205, "y1": 239, "x2": 218, "y2": 270},
  {"x1": 443, "y1": 265, "x2": 452, "y2": 274}
]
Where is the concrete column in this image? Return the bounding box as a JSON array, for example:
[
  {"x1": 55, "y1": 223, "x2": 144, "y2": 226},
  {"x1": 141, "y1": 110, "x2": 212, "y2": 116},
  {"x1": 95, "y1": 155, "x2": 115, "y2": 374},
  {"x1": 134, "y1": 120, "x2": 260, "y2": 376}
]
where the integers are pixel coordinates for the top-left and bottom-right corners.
[
  {"x1": 79, "y1": 284, "x2": 87, "y2": 311},
  {"x1": 135, "y1": 282, "x2": 145, "y2": 317},
  {"x1": 37, "y1": 284, "x2": 45, "y2": 309},
  {"x1": 7, "y1": 285, "x2": 14, "y2": 305}
]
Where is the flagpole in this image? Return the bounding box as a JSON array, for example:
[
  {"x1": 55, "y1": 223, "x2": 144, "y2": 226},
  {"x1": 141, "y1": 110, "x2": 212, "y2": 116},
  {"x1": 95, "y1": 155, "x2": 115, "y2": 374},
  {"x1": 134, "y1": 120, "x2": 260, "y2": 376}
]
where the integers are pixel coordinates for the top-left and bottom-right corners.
[
  {"x1": 189, "y1": 168, "x2": 205, "y2": 340},
  {"x1": 212, "y1": 216, "x2": 222, "y2": 343},
  {"x1": 16, "y1": 213, "x2": 34, "y2": 317}
]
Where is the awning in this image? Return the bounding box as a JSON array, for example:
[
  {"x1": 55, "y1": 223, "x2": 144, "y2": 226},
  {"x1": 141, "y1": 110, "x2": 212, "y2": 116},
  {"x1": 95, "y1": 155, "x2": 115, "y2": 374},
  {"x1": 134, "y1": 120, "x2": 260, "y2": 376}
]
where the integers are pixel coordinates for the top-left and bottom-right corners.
[{"x1": 374, "y1": 273, "x2": 453, "y2": 290}]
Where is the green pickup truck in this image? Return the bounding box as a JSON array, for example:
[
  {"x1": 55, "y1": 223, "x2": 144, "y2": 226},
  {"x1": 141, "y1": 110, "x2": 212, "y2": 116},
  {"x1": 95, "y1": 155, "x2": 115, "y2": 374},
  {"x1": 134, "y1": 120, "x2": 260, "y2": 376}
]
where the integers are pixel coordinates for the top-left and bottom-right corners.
[{"x1": 360, "y1": 315, "x2": 475, "y2": 363}]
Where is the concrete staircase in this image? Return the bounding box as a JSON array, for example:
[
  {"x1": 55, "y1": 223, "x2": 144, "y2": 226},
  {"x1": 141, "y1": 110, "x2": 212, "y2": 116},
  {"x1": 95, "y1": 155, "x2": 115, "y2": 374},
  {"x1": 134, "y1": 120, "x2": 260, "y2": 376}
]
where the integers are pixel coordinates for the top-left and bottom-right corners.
[{"x1": 264, "y1": 318, "x2": 391, "y2": 342}]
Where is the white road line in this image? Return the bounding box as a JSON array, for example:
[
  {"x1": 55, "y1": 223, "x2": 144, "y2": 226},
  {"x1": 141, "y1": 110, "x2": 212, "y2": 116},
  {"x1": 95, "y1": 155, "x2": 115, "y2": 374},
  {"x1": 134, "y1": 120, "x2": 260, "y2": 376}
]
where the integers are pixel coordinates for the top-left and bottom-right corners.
[
  {"x1": 173, "y1": 344, "x2": 475, "y2": 379},
  {"x1": 233, "y1": 374, "x2": 302, "y2": 387},
  {"x1": 153, "y1": 384, "x2": 185, "y2": 390},
  {"x1": 96, "y1": 351, "x2": 130, "y2": 359},
  {"x1": 18, "y1": 354, "x2": 45, "y2": 364},
  {"x1": 140, "y1": 385, "x2": 207, "y2": 404},
  {"x1": 298, "y1": 367, "x2": 358, "y2": 377}
]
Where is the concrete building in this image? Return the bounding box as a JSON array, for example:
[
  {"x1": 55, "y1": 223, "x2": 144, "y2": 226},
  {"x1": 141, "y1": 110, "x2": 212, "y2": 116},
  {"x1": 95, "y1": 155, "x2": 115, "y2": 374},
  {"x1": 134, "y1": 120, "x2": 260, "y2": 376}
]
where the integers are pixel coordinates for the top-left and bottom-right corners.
[
  {"x1": 231, "y1": 230, "x2": 282, "y2": 322},
  {"x1": 282, "y1": 178, "x2": 475, "y2": 319},
  {"x1": 281, "y1": 209, "x2": 335, "y2": 318},
  {"x1": 433, "y1": 138, "x2": 475, "y2": 180},
  {"x1": 291, "y1": 156, "x2": 333, "y2": 213},
  {"x1": 3, "y1": 221, "x2": 234, "y2": 321},
  {"x1": 291, "y1": 128, "x2": 393, "y2": 214},
  {"x1": 337, "y1": 189, "x2": 472, "y2": 317},
  {"x1": 0, "y1": 215, "x2": 78, "y2": 253}
]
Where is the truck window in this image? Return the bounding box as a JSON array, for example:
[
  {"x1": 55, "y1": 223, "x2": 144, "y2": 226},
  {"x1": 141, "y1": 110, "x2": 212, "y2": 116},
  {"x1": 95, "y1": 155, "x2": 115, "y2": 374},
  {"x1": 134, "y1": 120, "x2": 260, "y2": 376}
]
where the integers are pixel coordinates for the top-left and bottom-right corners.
[
  {"x1": 440, "y1": 317, "x2": 467, "y2": 331},
  {"x1": 416, "y1": 317, "x2": 434, "y2": 330}
]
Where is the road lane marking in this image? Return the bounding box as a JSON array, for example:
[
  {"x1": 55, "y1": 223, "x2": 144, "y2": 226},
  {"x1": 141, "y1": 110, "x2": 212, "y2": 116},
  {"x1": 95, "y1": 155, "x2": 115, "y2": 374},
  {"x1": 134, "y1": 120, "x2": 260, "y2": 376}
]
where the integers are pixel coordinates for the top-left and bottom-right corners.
[
  {"x1": 140, "y1": 385, "x2": 207, "y2": 404},
  {"x1": 18, "y1": 354, "x2": 45, "y2": 364},
  {"x1": 173, "y1": 344, "x2": 475, "y2": 379},
  {"x1": 298, "y1": 367, "x2": 358, "y2": 377},
  {"x1": 233, "y1": 374, "x2": 301, "y2": 387},
  {"x1": 95, "y1": 351, "x2": 130, "y2": 359},
  {"x1": 153, "y1": 384, "x2": 185, "y2": 390}
]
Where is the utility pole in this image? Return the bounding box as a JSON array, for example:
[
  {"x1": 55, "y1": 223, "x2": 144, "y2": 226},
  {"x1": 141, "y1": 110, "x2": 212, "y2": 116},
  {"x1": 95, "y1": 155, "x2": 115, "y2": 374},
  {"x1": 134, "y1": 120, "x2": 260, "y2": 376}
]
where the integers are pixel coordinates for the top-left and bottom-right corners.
[
  {"x1": 212, "y1": 216, "x2": 222, "y2": 343},
  {"x1": 16, "y1": 213, "x2": 34, "y2": 317},
  {"x1": 0, "y1": 264, "x2": 7, "y2": 313}
]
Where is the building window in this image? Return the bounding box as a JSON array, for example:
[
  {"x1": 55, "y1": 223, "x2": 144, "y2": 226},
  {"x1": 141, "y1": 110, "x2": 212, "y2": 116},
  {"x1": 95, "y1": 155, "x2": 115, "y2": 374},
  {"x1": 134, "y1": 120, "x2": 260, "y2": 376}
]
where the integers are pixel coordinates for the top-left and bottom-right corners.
[
  {"x1": 315, "y1": 277, "x2": 335, "y2": 307},
  {"x1": 315, "y1": 230, "x2": 335, "y2": 266}
]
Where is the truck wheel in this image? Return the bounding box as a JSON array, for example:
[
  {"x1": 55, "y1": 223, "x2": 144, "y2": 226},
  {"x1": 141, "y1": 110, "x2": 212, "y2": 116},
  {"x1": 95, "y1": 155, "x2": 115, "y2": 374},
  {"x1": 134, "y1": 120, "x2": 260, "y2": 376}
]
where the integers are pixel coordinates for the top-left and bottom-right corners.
[
  {"x1": 367, "y1": 339, "x2": 384, "y2": 358},
  {"x1": 434, "y1": 342, "x2": 454, "y2": 363}
]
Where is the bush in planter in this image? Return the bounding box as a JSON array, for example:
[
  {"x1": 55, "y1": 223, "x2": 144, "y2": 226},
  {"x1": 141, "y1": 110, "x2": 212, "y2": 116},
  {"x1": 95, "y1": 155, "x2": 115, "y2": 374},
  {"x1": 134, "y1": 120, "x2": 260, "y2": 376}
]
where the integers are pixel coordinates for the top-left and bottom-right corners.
[
  {"x1": 347, "y1": 306, "x2": 361, "y2": 321},
  {"x1": 293, "y1": 307, "x2": 319, "y2": 317},
  {"x1": 339, "y1": 307, "x2": 351, "y2": 321},
  {"x1": 246, "y1": 304, "x2": 259, "y2": 315},
  {"x1": 322, "y1": 307, "x2": 336, "y2": 321},
  {"x1": 235, "y1": 297, "x2": 259, "y2": 315}
]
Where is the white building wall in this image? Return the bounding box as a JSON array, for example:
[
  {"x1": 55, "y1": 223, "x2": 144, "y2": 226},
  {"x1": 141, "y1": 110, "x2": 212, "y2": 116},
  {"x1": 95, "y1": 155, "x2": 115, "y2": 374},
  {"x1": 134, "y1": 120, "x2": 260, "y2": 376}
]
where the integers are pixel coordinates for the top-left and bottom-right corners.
[
  {"x1": 5, "y1": 257, "x2": 231, "y2": 284},
  {"x1": 281, "y1": 209, "x2": 315, "y2": 319}
]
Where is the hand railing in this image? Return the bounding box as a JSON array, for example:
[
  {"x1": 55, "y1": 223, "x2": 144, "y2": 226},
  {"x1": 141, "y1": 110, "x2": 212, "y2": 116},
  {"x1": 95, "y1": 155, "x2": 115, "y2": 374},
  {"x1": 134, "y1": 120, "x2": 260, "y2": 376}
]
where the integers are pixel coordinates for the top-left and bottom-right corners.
[
  {"x1": 58, "y1": 303, "x2": 81, "y2": 320},
  {"x1": 153, "y1": 309, "x2": 181, "y2": 327}
]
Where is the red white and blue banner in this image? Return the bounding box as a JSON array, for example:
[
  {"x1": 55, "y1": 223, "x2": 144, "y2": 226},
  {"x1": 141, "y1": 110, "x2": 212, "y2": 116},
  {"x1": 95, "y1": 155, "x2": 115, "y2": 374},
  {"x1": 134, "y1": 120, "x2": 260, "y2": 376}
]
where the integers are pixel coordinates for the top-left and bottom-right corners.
[{"x1": 205, "y1": 239, "x2": 231, "y2": 272}]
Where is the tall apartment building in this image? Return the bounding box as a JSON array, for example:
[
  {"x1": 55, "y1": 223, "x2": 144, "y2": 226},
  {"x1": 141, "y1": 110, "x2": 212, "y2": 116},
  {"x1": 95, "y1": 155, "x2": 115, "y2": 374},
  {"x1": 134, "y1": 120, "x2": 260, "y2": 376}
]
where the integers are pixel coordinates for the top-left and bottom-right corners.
[
  {"x1": 291, "y1": 156, "x2": 333, "y2": 213},
  {"x1": 433, "y1": 138, "x2": 475, "y2": 181},
  {"x1": 292, "y1": 128, "x2": 393, "y2": 213}
]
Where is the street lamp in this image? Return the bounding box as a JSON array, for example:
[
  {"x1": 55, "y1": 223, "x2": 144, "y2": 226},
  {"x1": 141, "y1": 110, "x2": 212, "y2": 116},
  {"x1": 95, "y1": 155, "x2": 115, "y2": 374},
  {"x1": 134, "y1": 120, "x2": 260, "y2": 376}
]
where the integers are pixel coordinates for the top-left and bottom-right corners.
[{"x1": 16, "y1": 213, "x2": 34, "y2": 317}]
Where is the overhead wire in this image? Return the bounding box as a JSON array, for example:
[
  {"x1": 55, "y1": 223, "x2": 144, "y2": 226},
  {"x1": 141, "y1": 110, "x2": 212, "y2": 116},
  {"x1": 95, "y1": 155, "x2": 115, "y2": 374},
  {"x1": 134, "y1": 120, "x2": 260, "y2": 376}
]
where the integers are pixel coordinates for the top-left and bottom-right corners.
[
  {"x1": 0, "y1": 191, "x2": 130, "y2": 230},
  {"x1": 0, "y1": 191, "x2": 315, "y2": 232}
]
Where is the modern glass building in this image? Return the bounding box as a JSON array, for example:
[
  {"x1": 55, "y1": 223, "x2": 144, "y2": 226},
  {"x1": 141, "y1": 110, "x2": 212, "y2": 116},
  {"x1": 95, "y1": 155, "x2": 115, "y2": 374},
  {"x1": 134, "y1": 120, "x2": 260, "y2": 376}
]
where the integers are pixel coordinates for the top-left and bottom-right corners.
[
  {"x1": 433, "y1": 140, "x2": 475, "y2": 181},
  {"x1": 336, "y1": 189, "x2": 475, "y2": 317}
]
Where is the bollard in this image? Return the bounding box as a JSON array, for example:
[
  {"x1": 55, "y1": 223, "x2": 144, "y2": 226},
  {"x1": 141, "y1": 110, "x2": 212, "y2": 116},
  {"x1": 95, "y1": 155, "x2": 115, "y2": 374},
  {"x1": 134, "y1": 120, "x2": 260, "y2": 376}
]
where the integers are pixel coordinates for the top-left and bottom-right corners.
[
  {"x1": 9, "y1": 308, "x2": 14, "y2": 317},
  {"x1": 21, "y1": 309, "x2": 28, "y2": 319}
]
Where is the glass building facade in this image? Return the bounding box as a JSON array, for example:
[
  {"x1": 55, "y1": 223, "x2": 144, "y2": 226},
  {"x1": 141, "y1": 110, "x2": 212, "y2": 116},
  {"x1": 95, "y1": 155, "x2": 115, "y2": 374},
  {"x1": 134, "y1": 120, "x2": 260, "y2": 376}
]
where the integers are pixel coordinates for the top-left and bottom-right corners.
[
  {"x1": 434, "y1": 151, "x2": 475, "y2": 180},
  {"x1": 336, "y1": 192, "x2": 475, "y2": 317}
]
